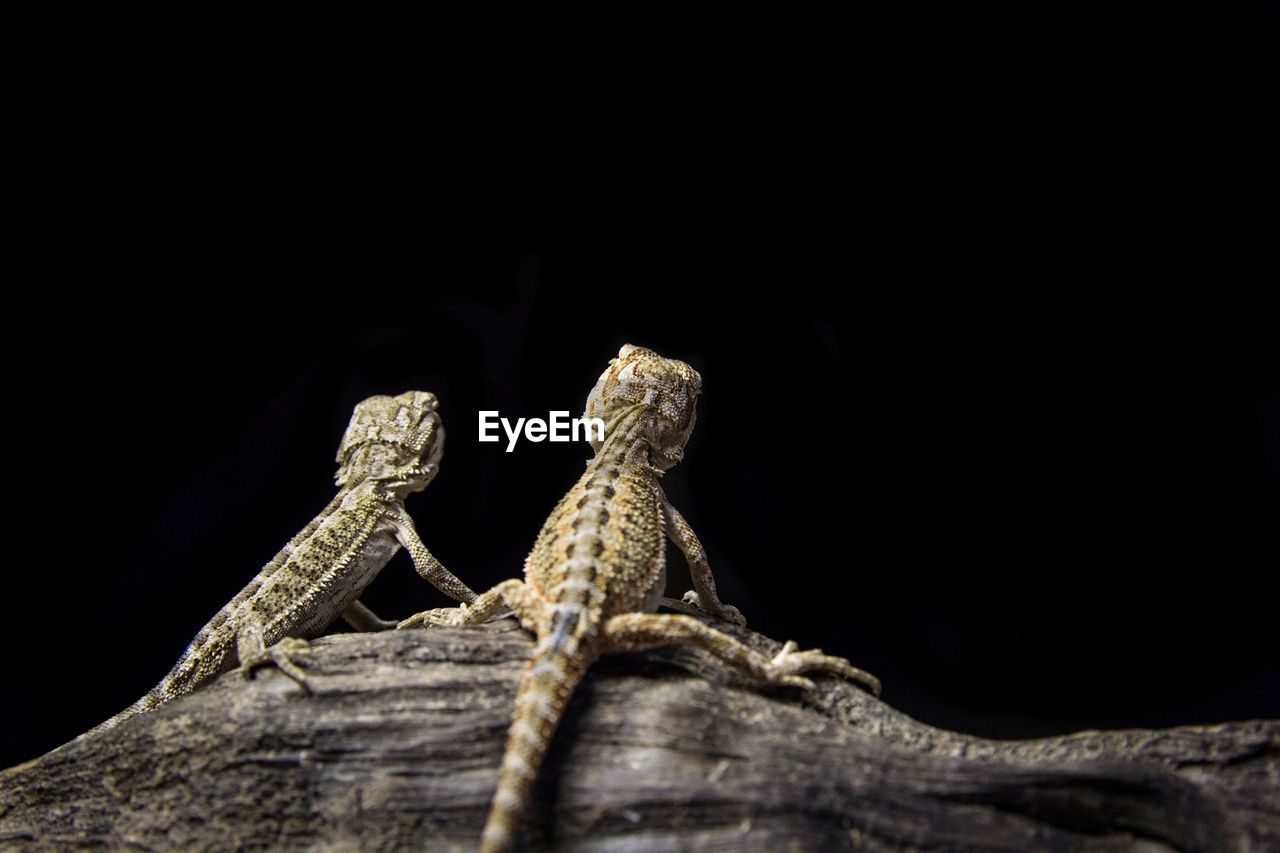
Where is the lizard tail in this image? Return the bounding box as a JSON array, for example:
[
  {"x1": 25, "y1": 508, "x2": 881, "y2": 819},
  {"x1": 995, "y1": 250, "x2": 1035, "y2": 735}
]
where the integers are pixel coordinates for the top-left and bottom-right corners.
[
  {"x1": 60, "y1": 633, "x2": 234, "y2": 754},
  {"x1": 85, "y1": 686, "x2": 166, "y2": 737},
  {"x1": 54, "y1": 688, "x2": 164, "y2": 754},
  {"x1": 480, "y1": 634, "x2": 588, "y2": 853}
]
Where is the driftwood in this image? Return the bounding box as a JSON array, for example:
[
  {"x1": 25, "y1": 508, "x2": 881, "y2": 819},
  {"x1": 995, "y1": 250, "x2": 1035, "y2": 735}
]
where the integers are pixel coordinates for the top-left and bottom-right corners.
[{"x1": 2, "y1": 618, "x2": 1276, "y2": 851}]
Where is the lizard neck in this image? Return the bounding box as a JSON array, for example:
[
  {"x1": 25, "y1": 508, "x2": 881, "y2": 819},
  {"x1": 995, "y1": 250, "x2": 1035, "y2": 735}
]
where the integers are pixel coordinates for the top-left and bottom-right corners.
[{"x1": 589, "y1": 404, "x2": 657, "y2": 474}]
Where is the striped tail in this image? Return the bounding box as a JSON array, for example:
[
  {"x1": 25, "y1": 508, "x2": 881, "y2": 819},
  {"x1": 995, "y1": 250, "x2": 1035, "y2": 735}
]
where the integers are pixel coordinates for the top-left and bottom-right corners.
[{"x1": 480, "y1": 629, "x2": 589, "y2": 853}]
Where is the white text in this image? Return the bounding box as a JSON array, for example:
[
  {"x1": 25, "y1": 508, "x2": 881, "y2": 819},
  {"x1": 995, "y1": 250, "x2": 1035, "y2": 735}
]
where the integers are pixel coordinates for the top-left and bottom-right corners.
[{"x1": 478, "y1": 411, "x2": 605, "y2": 452}]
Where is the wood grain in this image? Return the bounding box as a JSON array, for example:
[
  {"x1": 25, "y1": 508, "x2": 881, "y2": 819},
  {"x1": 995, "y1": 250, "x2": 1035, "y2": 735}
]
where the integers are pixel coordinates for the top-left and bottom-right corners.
[{"x1": 3, "y1": 619, "x2": 1275, "y2": 851}]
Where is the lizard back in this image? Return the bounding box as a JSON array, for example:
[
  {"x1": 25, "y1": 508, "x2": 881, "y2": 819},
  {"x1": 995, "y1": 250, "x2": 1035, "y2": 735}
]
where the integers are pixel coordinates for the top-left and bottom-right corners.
[{"x1": 526, "y1": 410, "x2": 667, "y2": 618}]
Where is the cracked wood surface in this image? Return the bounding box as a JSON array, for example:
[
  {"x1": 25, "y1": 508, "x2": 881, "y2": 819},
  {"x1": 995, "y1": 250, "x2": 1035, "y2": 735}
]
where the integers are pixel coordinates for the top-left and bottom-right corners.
[{"x1": 2, "y1": 619, "x2": 1276, "y2": 851}]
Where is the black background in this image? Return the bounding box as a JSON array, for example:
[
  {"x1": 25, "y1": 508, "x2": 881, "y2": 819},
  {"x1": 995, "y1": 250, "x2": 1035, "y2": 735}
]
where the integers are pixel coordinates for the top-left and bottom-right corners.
[{"x1": 3, "y1": 230, "x2": 1277, "y2": 769}]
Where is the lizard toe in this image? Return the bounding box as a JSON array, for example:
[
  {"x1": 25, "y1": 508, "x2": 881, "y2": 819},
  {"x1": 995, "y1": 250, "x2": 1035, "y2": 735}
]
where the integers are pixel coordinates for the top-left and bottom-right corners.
[
  {"x1": 680, "y1": 591, "x2": 748, "y2": 627},
  {"x1": 770, "y1": 645, "x2": 882, "y2": 696}
]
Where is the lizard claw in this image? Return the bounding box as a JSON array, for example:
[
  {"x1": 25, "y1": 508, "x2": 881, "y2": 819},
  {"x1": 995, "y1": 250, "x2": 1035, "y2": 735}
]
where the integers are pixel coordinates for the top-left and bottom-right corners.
[
  {"x1": 681, "y1": 590, "x2": 747, "y2": 627},
  {"x1": 767, "y1": 640, "x2": 881, "y2": 696},
  {"x1": 239, "y1": 637, "x2": 314, "y2": 693}
]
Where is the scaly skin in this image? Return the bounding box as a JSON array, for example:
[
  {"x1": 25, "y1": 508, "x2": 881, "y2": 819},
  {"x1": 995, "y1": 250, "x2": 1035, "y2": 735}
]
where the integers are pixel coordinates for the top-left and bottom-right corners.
[
  {"x1": 400, "y1": 345, "x2": 880, "y2": 853},
  {"x1": 75, "y1": 390, "x2": 477, "y2": 745}
]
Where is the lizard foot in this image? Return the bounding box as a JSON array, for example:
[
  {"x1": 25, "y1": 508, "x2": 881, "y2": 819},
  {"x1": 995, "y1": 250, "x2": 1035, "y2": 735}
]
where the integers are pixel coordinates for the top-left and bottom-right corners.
[
  {"x1": 239, "y1": 637, "x2": 314, "y2": 693},
  {"x1": 398, "y1": 606, "x2": 468, "y2": 629},
  {"x1": 681, "y1": 590, "x2": 747, "y2": 627},
  {"x1": 767, "y1": 640, "x2": 881, "y2": 696}
]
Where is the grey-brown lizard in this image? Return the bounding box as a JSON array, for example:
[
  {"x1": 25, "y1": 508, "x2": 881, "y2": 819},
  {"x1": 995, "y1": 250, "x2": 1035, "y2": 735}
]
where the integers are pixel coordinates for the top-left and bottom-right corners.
[
  {"x1": 399, "y1": 345, "x2": 880, "y2": 852},
  {"x1": 81, "y1": 390, "x2": 477, "y2": 741}
]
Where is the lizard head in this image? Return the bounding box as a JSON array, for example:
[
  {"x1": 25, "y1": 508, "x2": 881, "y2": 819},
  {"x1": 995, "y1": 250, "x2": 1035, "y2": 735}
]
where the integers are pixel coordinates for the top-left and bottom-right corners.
[
  {"x1": 584, "y1": 343, "x2": 702, "y2": 470},
  {"x1": 335, "y1": 390, "x2": 445, "y2": 492}
]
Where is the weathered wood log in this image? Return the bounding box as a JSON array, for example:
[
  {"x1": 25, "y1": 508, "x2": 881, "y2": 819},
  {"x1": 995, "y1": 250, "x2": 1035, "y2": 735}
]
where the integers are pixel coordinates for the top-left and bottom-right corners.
[{"x1": 2, "y1": 618, "x2": 1276, "y2": 851}]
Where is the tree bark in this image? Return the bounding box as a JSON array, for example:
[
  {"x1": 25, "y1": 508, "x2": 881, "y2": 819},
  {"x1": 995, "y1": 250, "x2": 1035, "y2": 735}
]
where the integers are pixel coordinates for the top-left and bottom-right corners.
[{"x1": 2, "y1": 618, "x2": 1276, "y2": 851}]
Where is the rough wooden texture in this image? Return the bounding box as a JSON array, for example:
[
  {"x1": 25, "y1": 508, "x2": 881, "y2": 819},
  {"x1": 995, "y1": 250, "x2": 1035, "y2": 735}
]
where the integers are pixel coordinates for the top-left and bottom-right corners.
[{"x1": 3, "y1": 619, "x2": 1276, "y2": 851}]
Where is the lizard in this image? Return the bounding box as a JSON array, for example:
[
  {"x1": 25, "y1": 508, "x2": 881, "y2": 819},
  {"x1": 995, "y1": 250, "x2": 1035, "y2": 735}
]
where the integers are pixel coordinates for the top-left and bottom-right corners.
[
  {"x1": 398, "y1": 344, "x2": 881, "y2": 853},
  {"x1": 79, "y1": 389, "x2": 478, "y2": 742}
]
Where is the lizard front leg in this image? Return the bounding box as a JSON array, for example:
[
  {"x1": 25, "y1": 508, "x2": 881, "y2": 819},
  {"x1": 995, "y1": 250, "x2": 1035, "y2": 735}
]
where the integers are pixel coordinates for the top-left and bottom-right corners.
[
  {"x1": 390, "y1": 508, "x2": 479, "y2": 605},
  {"x1": 601, "y1": 612, "x2": 881, "y2": 695},
  {"x1": 342, "y1": 599, "x2": 398, "y2": 631},
  {"x1": 658, "y1": 489, "x2": 746, "y2": 626},
  {"x1": 235, "y1": 622, "x2": 313, "y2": 692},
  {"x1": 399, "y1": 578, "x2": 536, "y2": 629}
]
